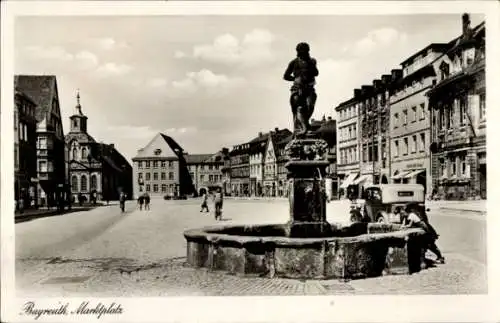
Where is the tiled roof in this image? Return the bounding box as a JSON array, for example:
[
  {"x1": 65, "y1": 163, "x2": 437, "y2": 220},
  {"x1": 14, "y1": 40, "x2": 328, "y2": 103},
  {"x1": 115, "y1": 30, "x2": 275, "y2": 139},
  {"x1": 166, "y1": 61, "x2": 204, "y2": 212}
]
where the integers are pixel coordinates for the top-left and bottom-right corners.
[
  {"x1": 65, "y1": 132, "x2": 97, "y2": 144},
  {"x1": 15, "y1": 75, "x2": 57, "y2": 122},
  {"x1": 185, "y1": 154, "x2": 215, "y2": 164}
]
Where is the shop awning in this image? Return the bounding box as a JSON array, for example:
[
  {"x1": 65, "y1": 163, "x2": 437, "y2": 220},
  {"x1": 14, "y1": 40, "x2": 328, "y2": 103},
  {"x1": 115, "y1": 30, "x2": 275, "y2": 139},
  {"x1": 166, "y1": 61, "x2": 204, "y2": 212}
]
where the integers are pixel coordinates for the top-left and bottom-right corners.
[
  {"x1": 404, "y1": 169, "x2": 425, "y2": 179},
  {"x1": 352, "y1": 174, "x2": 372, "y2": 186},
  {"x1": 340, "y1": 173, "x2": 358, "y2": 189},
  {"x1": 391, "y1": 171, "x2": 411, "y2": 180}
]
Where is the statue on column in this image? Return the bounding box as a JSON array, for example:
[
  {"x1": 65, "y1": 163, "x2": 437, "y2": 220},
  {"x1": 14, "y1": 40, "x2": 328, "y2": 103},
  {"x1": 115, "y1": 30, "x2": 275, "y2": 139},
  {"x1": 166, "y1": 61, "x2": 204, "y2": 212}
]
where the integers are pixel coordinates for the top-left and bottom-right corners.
[{"x1": 283, "y1": 42, "x2": 319, "y2": 137}]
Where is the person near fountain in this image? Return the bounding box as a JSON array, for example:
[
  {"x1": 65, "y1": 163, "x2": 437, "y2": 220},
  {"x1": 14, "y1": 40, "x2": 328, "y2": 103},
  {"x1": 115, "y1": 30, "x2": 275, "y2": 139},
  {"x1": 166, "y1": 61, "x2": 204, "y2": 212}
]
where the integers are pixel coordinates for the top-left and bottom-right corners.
[
  {"x1": 214, "y1": 187, "x2": 223, "y2": 220},
  {"x1": 200, "y1": 191, "x2": 209, "y2": 213},
  {"x1": 283, "y1": 42, "x2": 319, "y2": 136},
  {"x1": 144, "y1": 192, "x2": 150, "y2": 211},
  {"x1": 401, "y1": 203, "x2": 445, "y2": 264},
  {"x1": 137, "y1": 194, "x2": 144, "y2": 211}
]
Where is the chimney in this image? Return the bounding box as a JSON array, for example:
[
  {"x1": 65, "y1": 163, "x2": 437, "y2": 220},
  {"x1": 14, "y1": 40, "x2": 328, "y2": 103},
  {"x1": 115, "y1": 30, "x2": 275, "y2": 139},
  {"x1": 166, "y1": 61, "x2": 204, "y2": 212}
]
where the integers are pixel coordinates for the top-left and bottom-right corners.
[
  {"x1": 354, "y1": 88, "x2": 362, "y2": 98},
  {"x1": 258, "y1": 132, "x2": 263, "y2": 137},
  {"x1": 462, "y1": 13, "x2": 470, "y2": 35},
  {"x1": 391, "y1": 69, "x2": 403, "y2": 81},
  {"x1": 373, "y1": 79, "x2": 382, "y2": 89},
  {"x1": 274, "y1": 127, "x2": 279, "y2": 132},
  {"x1": 361, "y1": 85, "x2": 373, "y2": 96},
  {"x1": 381, "y1": 74, "x2": 392, "y2": 84},
  {"x1": 327, "y1": 116, "x2": 332, "y2": 121}
]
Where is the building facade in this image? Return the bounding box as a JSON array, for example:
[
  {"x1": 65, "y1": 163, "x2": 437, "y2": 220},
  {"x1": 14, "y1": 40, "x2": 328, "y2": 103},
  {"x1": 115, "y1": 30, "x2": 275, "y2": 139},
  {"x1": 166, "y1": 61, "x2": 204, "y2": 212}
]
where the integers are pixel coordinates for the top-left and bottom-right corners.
[
  {"x1": 335, "y1": 95, "x2": 360, "y2": 195},
  {"x1": 132, "y1": 133, "x2": 195, "y2": 199},
  {"x1": 263, "y1": 134, "x2": 278, "y2": 197},
  {"x1": 389, "y1": 44, "x2": 449, "y2": 194},
  {"x1": 427, "y1": 15, "x2": 486, "y2": 199},
  {"x1": 14, "y1": 88, "x2": 38, "y2": 207},
  {"x1": 249, "y1": 132, "x2": 267, "y2": 196},
  {"x1": 276, "y1": 134, "x2": 293, "y2": 197},
  {"x1": 15, "y1": 75, "x2": 67, "y2": 207},
  {"x1": 186, "y1": 152, "x2": 224, "y2": 195},
  {"x1": 65, "y1": 92, "x2": 132, "y2": 202},
  {"x1": 229, "y1": 143, "x2": 251, "y2": 196}
]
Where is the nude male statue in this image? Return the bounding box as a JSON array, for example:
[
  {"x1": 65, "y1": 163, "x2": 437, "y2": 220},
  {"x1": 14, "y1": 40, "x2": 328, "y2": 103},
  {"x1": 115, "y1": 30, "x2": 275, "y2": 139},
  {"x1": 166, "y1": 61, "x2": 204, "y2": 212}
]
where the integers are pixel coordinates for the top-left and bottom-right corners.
[{"x1": 283, "y1": 42, "x2": 319, "y2": 136}]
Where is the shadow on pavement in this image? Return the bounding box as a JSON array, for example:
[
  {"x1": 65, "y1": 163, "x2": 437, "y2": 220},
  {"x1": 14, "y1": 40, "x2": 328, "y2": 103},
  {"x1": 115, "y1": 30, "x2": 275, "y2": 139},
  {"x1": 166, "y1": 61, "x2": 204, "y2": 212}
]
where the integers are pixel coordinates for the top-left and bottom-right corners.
[{"x1": 15, "y1": 206, "x2": 98, "y2": 224}]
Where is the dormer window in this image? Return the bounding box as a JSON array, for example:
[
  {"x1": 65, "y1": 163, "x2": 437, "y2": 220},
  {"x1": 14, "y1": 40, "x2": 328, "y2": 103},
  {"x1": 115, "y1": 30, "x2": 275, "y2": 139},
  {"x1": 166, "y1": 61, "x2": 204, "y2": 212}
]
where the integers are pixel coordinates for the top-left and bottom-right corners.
[
  {"x1": 439, "y1": 62, "x2": 450, "y2": 81},
  {"x1": 154, "y1": 149, "x2": 161, "y2": 156}
]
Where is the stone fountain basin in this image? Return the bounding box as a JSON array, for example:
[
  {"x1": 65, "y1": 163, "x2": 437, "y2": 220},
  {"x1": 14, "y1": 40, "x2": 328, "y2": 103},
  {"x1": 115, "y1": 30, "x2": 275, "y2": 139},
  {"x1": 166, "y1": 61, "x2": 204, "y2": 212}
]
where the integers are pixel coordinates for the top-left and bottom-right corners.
[{"x1": 184, "y1": 222, "x2": 427, "y2": 280}]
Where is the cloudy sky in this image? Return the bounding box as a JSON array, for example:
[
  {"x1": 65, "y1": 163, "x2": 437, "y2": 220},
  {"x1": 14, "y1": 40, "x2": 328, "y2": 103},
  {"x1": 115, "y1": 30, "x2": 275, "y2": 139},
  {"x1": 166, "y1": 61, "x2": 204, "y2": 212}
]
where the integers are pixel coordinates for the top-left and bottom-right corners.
[{"x1": 14, "y1": 13, "x2": 484, "y2": 163}]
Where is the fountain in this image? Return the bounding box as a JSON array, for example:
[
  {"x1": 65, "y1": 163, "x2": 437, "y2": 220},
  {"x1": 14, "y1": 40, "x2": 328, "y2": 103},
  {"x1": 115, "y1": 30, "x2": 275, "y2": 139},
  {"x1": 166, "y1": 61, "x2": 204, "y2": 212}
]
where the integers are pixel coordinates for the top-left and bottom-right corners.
[{"x1": 184, "y1": 43, "x2": 427, "y2": 280}]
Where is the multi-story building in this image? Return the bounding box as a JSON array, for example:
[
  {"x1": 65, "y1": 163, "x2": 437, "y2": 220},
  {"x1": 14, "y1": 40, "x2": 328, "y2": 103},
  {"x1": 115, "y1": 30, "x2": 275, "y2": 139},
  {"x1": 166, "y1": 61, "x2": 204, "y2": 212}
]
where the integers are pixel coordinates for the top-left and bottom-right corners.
[
  {"x1": 229, "y1": 143, "x2": 251, "y2": 196},
  {"x1": 186, "y1": 152, "x2": 225, "y2": 195},
  {"x1": 335, "y1": 92, "x2": 360, "y2": 195},
  {"x1": 263, "y1": 133, "x2": 278, "y2": 197},
  {"x1": 132, "y1": 133, "x2": 195, "y2": 198},
  {"x1": 249, "y1": 132, "x2": 267, "y2": 196},
  {"x1": 65, "y1": 91, "x2": 132, "y2": 202},
  {"x1": 427, "y1": 15, "x2": 486, "y2": 199},
  {"x1": 221, "y1": 148, "x2": 232, "y2": 196},
  {"x1": 15, "y1": 75, "x2": 66, "y2": 207},
  {"x1": 389, "y1": 44, "x2": 449, "y2": 193},
  {"x1": 14, "y1": 88, "x2": 38, "y2": 207}
]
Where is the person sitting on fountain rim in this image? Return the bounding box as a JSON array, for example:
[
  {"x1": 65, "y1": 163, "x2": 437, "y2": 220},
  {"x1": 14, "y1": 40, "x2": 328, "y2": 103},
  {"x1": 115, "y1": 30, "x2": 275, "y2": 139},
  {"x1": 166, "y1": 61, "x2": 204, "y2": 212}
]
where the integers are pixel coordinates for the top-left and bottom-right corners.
[
  {"x1": 283, "y1": 42, "x2": 319, "y2": 136},
  {"x1": 401, "y1": 203, "x2": 445, "y2": 264}
]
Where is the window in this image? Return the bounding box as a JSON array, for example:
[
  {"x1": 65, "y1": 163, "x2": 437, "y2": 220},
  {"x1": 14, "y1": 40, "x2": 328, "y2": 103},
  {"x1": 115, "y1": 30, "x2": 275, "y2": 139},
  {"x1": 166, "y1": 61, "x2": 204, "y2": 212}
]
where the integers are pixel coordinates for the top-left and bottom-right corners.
[
  {"x1": 448, "y1": 106, "x2": 455, "y2": 128},
  {"x1": 419, "y1": 103, "x2": 426, "y2": 120},
  {"x1": 81, "y1": 175, "x2": 88, "y2": 192},
  {"x1": 39, "y1": 160, "x2": 47, "y2": 172},
  {"x1": 459, "y1": 98, "x2": 467, "y2": 125},
  {"x1": 145, "y1": 173, "x2": 151, "y2": 180},
  {"x1": 71, "y1": 176, "x2": 78, "y2": 192},
  {"x1": 479, "y1": 93, "x2": 486, "y2": 119},
  {"x1": 348, "y1": 126, "x2": 352, "y2": 139},
  {"x1": 362, "y1": 145, "x2": 367, "y2": 162},
  {"x1": 209, "y1": 165, "x2": 213, "y2": 170},
  {"x1": 24, "y1": 124, "x2": 28, "y2": 141},
  {"x1": 403, "y1": 138, "x2": 408, "y2": 155},
  {"x1": 72, "y1": 148, "x2": 78, "y2": 160},
  {"x1": 209, "y1": 175, "x2": 214, "y2": 182},
  {"x1": 153, "y1": 184, "x2": 158, "y2": 192},
  {"x1": 451, "y1": 157, "x2": 457, "y2": 176},
  {"x1": 161, "y1": 172, "x2": 166, "y2": 180},
  {"x1": 162, "y1": 184, "x2": 167, "y2": 192},
  {"x1": 138, "y1": 172, "x2": 143, "y2": 179},
  {"x1": 200, "y1": 174, "x2": 204, "y2": 182},
  {"x1": 169, "y1": 172, "x2": 174, "y2": 180},
  {"x1": 153, "y1": 172, "x2": 158, "y2": 180},
  {"x1": 168, "y1": 161, "x2": 174, "y2": 168},
  {"x1": 420, "y1": 133, "x2": 426, "y2": 152},
  {"x1": 161, "y1": 161, "x2": 166, "y2": 168},
  {"x1": 91, "y1": 175, "x2": 97, "y2": 190},
  {"x1": 440, "y1": 111, "x2": 446, "y2": 130},
  {"x1": 146, "y1": 184, "x2": 151, "y2": 192},
  {"x1": 81, "y1": 148, "x2": 87, "y2": 160},
  {"x1": 394, "y1": 140, "x2": 399, "y2": 157},
  {"x1": 440, "y1": 159, "x2": 447, "y2": 178},
  {"x1": 353, "y1": 125, "x2": 357, "y2": 138},
  {"x1": 145, "y1": 161, "x2": 151, "y2": 168},
  {"x1": 153, "y1": 161, "x2": 158, "y2": 168},
  {"x1": 459, "y1": 155, "x2": 469, "y2": 178},
  {"x1": 394, "y1": 113, "x2": 399, "y2": 128},
  {"x1": 403, "y1": 110, "x2": 408, "y2": 125},
  {"x1": 38, "y1": 137, "x2": 47, "y2": 149},
  {"x1": 411, "y1": 135, "x2": 417, "y2": 153},
  {"x1": 138, "y1": 161, "x2": 143, "y2": 168},
  {"x1": 411, "y1": 106, "x2": 417, "y2": 123}
]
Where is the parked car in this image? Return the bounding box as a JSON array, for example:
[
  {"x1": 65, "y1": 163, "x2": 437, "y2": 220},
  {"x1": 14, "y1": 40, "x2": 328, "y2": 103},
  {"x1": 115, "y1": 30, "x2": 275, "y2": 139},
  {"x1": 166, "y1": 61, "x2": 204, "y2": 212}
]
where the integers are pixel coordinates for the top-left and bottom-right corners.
[{"x1": 349, "y1": 184, "x2": 427, "y2": 223}]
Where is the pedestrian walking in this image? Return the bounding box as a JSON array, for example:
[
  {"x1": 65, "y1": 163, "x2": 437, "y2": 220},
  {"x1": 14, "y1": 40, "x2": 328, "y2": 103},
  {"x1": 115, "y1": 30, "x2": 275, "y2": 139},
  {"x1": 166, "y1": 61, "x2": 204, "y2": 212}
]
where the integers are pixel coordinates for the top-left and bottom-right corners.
[
  {"x1": 144, "y1": 192, "x2": 150, "y2": 211},
  {"x1": 200, "y1": 192, "x2": 209, "y2": 213},
  {"x1": 119, "y1": 192, "x2": 127, "y2": 213},
  {"x1": 214, "y1": 188, "x2": 223, "y2": 220},
  {"x1": 401, "y1": 203, "x2": 445, "y2": 264},
  {"x1": 138, "y1": 195, "x2": 144, "y2": 211}
]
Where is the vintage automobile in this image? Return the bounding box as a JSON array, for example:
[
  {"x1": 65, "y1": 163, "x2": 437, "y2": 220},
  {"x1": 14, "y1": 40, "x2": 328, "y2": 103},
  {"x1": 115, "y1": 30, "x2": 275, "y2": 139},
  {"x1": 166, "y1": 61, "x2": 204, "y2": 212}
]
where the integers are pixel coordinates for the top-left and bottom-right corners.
[{"x1": 349, "y1": 184, "x2": 427, "y2": 223}]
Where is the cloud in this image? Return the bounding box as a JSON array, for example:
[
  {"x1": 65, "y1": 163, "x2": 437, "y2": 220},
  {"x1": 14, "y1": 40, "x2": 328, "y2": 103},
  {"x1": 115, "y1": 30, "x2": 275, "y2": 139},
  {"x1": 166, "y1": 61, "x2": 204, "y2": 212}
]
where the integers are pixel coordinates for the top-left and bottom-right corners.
[
  {"x1": 24, "y1": 45, "x2": 73, "y2": 61},
  {"x1": 147, "y1": 77, "x2": 168, "y2": 88},
  {"x1": 75, "y1": 51, "x2": 99, "y2": 70},
  {"x1": 188, "y1": 29, "x2": 276, "y2": 66},
  {"x1": 95, "y1": 62, "x2": 133, "y2": 77},
  {"x1": 174, "y1": 50, "x2": 186, "y2": 59},
  {"x1": 95, "y1": 37, "x2": 128, "y2": 50},
  {"x1": 164, "y1": 126, "x2": 197, "y2": 135},
  {"x1": 344, "y1": 28, "x2": 408, "y2": 56},
  {"x1": 172, "y1": 69, "x2": 245, "y2": 95}
]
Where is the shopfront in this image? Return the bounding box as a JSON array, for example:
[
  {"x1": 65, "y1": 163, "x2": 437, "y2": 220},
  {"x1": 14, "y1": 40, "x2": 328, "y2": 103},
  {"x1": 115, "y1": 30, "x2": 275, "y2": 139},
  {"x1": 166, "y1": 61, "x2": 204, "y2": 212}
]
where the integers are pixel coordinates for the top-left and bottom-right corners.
[{"x1": 391, "y1": 159, "x2": 430, "y2": 194}]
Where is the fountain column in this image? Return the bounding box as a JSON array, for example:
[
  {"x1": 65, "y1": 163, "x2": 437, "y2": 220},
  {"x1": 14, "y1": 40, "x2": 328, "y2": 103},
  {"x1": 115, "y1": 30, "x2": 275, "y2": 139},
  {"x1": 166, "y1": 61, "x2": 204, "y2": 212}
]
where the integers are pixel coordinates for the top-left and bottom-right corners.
[{"x1": 284, "y1": 137, "x2": 332, "y2": 238}]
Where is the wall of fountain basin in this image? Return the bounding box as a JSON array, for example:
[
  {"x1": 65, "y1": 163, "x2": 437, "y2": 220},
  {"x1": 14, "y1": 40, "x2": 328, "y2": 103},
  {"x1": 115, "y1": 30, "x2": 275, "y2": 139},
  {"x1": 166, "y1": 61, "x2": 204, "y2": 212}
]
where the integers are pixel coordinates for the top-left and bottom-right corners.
[{"x1": 184, "y1": 222, "x2": 427, "y2": 280}]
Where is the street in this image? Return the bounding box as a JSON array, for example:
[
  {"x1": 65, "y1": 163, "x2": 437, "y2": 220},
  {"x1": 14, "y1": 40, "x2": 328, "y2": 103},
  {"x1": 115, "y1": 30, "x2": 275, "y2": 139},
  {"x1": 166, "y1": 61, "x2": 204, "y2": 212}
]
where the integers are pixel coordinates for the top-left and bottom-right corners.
[{"x1": 15, "y1": 198, "x2": 487, "y2": 296}]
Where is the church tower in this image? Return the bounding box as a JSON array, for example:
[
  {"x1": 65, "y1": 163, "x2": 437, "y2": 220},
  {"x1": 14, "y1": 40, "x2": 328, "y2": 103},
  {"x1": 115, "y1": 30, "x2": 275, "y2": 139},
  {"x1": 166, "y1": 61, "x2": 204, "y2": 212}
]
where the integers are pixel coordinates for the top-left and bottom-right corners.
[{"x1": 69, "y1": 90, "x2": 88, "y2": 133}]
